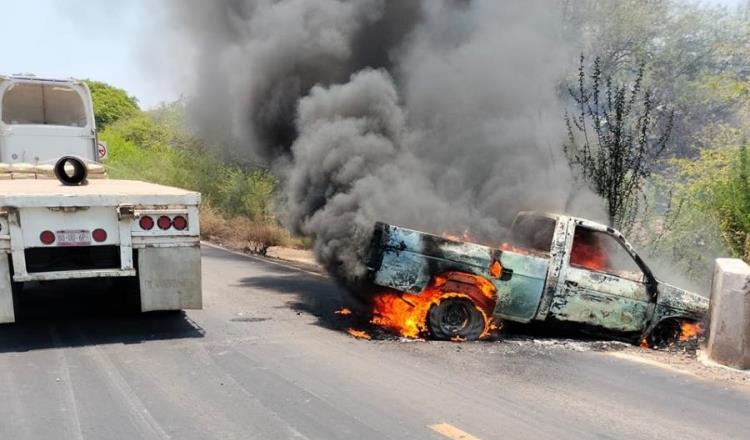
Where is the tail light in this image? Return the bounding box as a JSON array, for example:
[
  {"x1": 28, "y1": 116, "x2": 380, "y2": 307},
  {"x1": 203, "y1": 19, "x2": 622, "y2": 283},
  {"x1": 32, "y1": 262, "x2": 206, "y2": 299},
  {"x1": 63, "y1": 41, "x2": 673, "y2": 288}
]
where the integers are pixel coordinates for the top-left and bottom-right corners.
[
  {"x1": 139, "y1": 216, "x2": 154, "y2": 230},
  {"x1": 172, "y1": 215, "x2": 188, "y2": 231},
  {"x1": 157, "y1": 216, "x2": 172, "y2": 230},
  {"x1": 40, "y1": 230, "x2": 55, "y2": 245},
  {"x1": 92, "y1": 228, "x2": 107, "y2": 242}
]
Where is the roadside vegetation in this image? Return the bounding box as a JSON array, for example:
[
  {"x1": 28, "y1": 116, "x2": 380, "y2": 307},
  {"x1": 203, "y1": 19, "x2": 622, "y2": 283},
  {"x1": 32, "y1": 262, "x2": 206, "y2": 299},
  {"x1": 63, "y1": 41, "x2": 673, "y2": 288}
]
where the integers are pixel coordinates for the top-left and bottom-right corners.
[{"x1": 86, "y1": 82, "x2": 307, "y2": 252}]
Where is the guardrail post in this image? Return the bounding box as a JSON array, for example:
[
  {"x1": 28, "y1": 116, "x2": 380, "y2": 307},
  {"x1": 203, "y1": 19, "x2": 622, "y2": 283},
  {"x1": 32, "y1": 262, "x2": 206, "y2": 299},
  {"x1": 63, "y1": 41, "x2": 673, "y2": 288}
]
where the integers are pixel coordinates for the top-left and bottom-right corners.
[{"x1": 707, "y1": 258, "x2": 750, "y2": 369}]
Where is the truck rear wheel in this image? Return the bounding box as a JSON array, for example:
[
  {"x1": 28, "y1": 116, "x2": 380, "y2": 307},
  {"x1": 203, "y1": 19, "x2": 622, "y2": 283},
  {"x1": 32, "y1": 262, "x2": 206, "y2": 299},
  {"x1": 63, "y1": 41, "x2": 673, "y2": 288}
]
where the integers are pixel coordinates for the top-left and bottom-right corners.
[{"x1": 428, "y1": 297, "x2": 486, "y2": 341}]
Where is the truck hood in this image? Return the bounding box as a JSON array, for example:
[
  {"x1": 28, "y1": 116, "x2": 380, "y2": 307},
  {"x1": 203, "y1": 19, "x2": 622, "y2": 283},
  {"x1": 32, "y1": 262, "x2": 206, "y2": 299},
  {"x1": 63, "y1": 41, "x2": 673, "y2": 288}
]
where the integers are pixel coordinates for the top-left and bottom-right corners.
[{"x1": 656, "y1": 281, "x2": 709, "y2": 319}]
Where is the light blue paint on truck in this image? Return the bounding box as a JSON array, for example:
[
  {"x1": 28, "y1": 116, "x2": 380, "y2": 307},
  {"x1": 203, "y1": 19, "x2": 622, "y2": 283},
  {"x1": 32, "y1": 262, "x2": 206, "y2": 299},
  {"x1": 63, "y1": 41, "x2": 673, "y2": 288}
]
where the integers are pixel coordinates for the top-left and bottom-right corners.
[{"x1": 494, "y1": 251, "x2": 548, "y2": 322}]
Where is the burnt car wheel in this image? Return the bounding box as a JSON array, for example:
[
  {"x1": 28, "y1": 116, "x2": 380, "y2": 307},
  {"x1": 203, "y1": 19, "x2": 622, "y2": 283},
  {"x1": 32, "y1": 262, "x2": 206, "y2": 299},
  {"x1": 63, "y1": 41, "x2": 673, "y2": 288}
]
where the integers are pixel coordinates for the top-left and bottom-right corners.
[
  {"x1": 428, "y1": 297, "x2": 485, "y2": 341},
  {"x1": 645, "y1": 319, "x2": 683, "y2": 348}
]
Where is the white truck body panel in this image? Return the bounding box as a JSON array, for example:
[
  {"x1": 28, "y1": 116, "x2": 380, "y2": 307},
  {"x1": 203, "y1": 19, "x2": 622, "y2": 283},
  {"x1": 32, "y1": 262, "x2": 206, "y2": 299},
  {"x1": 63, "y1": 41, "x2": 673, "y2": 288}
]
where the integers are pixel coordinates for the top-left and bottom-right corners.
[
  {"x1": 1, "y1": 125, "x2": 96, "y2": 164},
  {"x1": 0, "y1": 181, "x2": 202, "y2": 321},
  {"x1": 0, "y1": 77, "x2": 97, "y2": 164},
  {"x1": 0, "y1": 76, "x2": 203, "y2": 323}
]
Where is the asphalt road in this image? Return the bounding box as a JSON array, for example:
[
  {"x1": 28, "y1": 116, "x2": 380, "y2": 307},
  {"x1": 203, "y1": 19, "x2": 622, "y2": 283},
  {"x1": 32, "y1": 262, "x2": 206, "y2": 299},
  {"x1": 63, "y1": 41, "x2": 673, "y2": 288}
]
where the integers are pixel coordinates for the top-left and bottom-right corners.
[{"x1": 0, "y1": 245, "x2": 748, "y2": 440}]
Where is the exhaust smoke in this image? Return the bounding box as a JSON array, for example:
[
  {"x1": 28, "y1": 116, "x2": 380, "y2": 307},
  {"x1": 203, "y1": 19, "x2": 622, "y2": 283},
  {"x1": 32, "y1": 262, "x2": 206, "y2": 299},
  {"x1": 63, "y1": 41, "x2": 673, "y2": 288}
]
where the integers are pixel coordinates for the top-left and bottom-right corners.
[{"x1": 161, "y1": 0, "x2": 605, "y2": 287}]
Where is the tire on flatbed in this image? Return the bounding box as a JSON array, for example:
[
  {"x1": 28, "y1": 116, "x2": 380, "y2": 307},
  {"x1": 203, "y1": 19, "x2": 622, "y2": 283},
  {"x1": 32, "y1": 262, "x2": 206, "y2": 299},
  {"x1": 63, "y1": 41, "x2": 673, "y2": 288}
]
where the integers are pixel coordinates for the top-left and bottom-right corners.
[{"x1": 428, "y1": 296, "x2": 486, "y2": 341}]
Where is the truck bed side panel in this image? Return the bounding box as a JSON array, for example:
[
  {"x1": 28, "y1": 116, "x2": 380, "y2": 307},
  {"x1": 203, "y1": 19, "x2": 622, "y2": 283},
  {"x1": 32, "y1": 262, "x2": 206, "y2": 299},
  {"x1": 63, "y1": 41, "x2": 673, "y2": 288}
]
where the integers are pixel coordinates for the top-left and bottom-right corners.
[
  {"x1": 372, "y1": 224, "x2": 495, "y2": 294},
  {"x1": 0, "y1": 180, "x2": 200, "y2": 208},
  {"x1": 494, "y1": 251, "x2": 549, "y2": 322}
]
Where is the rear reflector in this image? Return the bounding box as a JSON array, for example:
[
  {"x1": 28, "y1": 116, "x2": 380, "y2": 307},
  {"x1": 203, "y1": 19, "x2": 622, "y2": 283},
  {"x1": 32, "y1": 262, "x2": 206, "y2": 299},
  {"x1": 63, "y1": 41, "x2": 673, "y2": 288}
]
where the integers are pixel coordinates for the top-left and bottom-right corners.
[
  {"x1": 139, "y1": 216, "x2": 154, "y2": 230},
  {"x1": 172, "y1": 215, "x2": 188, "y2": 231},
  {"x1": 157, "y1": 216, "x2": 171, "y2": 230},
  {"x1": 92, "y1": 228, "x2": 107, "y2": 242},
  {"x1": 40, "y1": 230, "x2": 55, "y2": 245}
]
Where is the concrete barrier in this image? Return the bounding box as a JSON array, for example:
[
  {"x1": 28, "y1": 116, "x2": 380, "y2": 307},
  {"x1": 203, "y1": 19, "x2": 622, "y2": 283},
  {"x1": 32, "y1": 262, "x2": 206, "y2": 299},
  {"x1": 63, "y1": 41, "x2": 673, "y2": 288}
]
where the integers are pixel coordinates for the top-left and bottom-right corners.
[{"x1": 707, "y1": 258, "x2": 750, "y2": 369}]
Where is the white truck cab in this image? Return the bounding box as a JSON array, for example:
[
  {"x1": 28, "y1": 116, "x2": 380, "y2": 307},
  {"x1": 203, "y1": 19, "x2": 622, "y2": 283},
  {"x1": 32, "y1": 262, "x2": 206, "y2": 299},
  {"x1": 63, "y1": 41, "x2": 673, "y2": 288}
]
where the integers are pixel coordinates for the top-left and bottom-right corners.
[
  {"x1": 0, "y1": 76, "x2": 98, "y2": 164},
  {"x1": 0, "y1": 76, "x2": 202, "y2": 323}
]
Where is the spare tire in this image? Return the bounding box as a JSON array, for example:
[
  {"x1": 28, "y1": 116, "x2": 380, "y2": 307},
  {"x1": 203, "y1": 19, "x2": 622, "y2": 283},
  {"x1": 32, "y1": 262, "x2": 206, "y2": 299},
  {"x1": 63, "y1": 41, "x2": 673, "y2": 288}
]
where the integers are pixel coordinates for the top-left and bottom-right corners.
[
  {"x1": 54, "y1": 156, "x2": 88, "y2": 186},
  {"x1": 428, "y1": 296, "x2": 486, "y2": 341}
]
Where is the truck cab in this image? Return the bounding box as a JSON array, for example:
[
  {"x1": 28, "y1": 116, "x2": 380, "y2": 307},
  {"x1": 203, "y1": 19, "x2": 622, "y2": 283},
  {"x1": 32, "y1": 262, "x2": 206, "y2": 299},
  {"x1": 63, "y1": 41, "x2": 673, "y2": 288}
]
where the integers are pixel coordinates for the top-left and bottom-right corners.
[
  {"x1": 499, "y1": 212, "x2": 694, "y2": 335},
  {"x1": 0, "y1": 76, "x2": 98, "y2": 164},
  {"x1": 368, "y1": 212, "x2": 708, "y2": 342}
]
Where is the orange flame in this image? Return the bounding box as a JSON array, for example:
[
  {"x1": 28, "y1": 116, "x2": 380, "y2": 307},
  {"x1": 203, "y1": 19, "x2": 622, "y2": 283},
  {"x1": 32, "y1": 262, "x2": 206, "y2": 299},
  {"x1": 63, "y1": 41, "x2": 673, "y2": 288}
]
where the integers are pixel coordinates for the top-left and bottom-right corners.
[
  {"x1": 489, "y1": 260, "x2": 502, "y2": 278},
  {"x1": 500, "y1": 242, "x2": 526, "y2": 253},
  {"x1": 369, "y1": 272, "x2": 495, "y2": 339},
  {"x1": 569, "y1": 230, "x2": 611, "y2": 272},
  {"x1": 347, "y1": 328, "x2": 371, "y2": 340},
  {"x1": 442, "y1": 230, "x2": 474, "y2": 242},
  {"x1": 335, "y1": 307, "x2": 352, "y2": 316},
  {"x1": 369, "y1": 289, "x2": 444, "y2": 338},
  {"x1": 679, "y1": 321, "x2": 703, "y2": 342},
  {"x1": 570, "y1": 243, "x2": 610, "y2": 271}
]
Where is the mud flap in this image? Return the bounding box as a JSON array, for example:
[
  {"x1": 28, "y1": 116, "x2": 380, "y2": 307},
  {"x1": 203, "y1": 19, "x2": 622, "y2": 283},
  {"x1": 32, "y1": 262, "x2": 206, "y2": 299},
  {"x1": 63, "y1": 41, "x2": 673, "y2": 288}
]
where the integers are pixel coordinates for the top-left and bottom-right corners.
[
  {"x1": 0, "y1": 255, "x2": 15, "y2": 323},
  {"x1": 138, "y1": 246, "x2": 202, "y2": 312}
]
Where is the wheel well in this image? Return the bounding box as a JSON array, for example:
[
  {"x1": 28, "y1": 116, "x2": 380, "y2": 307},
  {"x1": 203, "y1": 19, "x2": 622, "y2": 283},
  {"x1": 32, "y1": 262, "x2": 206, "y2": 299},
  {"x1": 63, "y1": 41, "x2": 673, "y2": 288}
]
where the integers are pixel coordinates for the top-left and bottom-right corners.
[
  {"x1": 647, "y1": 317, "x2": 699, "y2": 346},
  {"x1": 433, "y1": 271, "x2": 496, "y2": 315}
]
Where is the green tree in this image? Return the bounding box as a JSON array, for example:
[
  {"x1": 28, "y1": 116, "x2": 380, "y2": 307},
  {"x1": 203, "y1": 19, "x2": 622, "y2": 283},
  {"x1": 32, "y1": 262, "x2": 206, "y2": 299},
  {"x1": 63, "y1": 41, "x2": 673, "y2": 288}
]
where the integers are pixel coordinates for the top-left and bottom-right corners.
[
  {"x1": 85, "y1": 80, "x2": 140, "y2": 129},
  {"x1": 564, "y1": 55, "x2": 674, "y2": 231}
]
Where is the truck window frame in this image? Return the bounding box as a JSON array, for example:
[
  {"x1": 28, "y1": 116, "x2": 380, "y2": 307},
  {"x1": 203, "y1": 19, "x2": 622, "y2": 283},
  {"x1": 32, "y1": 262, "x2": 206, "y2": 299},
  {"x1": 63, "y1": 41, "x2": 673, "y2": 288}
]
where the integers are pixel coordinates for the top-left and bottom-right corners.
[
  {"x1": 507, "y1": 213, "x2": 557, "y2": 255},
  {"x1": 569, "y1": 226, "x2": 647, "y2": 283},
  {"x1": 1, "y1": 82, "x2": 89, "y2": 128}
]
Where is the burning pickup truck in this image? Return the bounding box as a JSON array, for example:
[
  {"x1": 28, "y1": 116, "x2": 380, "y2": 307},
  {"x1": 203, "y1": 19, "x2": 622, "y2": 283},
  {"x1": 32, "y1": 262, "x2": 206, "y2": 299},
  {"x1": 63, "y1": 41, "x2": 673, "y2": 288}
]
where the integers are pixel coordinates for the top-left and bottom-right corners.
[{"x1": 365, "y1": 212, "x2": 708, "y2": 344}]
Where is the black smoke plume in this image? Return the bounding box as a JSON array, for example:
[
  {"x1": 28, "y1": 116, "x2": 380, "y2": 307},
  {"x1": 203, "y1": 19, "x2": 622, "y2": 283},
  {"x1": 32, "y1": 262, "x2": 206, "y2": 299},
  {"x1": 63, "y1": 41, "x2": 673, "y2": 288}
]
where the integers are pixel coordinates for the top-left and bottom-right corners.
[{"x1": 162, "y1": 0, "x2": 605, "y2": 286}]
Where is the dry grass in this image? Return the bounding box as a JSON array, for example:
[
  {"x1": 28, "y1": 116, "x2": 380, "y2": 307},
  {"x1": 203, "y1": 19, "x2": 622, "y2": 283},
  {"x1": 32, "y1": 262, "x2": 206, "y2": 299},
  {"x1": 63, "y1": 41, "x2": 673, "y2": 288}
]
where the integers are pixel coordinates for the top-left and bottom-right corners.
[{"x1": 200, "y1": 204, "x2": 310, "y2": 254}]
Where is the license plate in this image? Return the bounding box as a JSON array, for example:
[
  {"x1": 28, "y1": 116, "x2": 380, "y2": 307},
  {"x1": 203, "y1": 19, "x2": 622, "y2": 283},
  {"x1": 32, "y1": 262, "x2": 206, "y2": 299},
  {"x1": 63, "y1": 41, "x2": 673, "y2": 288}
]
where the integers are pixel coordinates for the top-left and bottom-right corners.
[{"x1": 56, "y1": 230, "x2": 91, "y2": 246}]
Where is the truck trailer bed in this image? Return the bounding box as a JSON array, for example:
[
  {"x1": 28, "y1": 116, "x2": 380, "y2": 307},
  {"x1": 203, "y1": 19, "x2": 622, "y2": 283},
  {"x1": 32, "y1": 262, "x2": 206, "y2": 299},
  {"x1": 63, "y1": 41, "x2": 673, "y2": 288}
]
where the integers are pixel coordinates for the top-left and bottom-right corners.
[{"x1": 0, "y1": 179, "x2": 200, "y2": 207}]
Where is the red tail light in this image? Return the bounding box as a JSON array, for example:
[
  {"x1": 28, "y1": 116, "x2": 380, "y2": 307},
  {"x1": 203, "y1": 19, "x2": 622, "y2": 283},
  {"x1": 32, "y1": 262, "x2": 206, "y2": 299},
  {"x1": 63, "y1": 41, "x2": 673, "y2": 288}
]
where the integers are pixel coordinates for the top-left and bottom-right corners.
[
  {"x1": 139, "y1": 216, "x2": 154, "y2": 230},
  {"x1": 40, "y1": 230, "x2": 55, "y2": 245},
  {"x1": 172, "y1": 215, "x2": 188, "y2": 231},
  {"x1": 157, "y1": 216, "x2": 172, "y2": 230},
  {"x1": 92, "y1": 228, "x2": 107, "y2": 242}
]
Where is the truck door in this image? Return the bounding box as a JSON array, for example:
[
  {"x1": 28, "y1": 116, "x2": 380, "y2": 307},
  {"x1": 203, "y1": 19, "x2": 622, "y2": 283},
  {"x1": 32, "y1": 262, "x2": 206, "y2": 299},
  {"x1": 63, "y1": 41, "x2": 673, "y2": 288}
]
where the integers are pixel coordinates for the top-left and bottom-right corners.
[
  {"x1": 0, "y1": 80, "x2": 96, "y2": 163},
  {"x1": 550, "y1": 225, "x2": 651, "y2": 333}
]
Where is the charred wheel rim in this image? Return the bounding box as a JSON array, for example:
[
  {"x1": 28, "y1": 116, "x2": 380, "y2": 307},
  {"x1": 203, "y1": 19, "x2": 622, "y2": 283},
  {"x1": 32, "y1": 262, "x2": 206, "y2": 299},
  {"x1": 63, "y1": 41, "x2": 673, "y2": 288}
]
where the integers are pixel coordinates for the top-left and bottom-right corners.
[
  {"x1": 443, "y1": 301, "x2": 471, "y2": 332},
  {"x1": 428, "y1": 297, "x2": 486, "y2": 341}
]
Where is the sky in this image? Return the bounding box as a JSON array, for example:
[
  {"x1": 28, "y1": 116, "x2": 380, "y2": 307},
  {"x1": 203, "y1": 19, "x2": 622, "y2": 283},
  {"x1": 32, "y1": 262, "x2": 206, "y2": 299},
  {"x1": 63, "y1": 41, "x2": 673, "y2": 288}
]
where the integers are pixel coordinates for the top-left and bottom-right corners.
[
  {"x1": 0, "y1": 0, "x2": 745, "y2": 109},
  {"x1": 0, "y1": 0, "x2": 176, "y2": 108}
]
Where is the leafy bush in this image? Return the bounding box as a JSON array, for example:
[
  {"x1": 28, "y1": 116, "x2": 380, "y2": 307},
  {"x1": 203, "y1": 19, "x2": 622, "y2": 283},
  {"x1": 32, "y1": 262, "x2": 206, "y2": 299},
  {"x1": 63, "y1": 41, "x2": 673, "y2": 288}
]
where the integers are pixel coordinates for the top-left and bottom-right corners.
[
  {"x1": 85, "y1": 80, "x2": 140, "y2": 129},
  {"x1": 641, "y1": 126, "x2": 749, "y2": 280}
]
